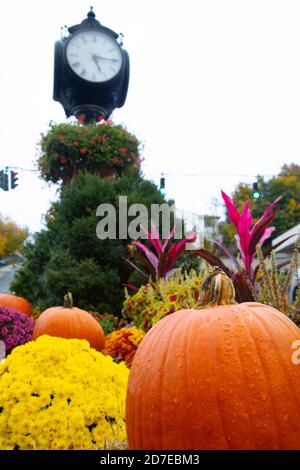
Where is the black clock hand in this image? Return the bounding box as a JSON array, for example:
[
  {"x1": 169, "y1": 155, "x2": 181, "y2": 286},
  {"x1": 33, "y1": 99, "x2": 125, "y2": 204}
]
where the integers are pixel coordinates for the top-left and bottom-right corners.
[
  {"x1": 93, "y1": 55, "x2": 119, "y2": 63},
  {"x1": 92, "y1": 54, "x2": 102, "y2": 72}
]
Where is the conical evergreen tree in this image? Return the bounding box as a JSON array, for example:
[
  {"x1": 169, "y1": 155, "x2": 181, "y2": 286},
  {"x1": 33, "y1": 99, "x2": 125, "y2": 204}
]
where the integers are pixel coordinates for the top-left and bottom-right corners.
[{"x1": 12, "y1": 121, "x2": 168, "y2": 314}]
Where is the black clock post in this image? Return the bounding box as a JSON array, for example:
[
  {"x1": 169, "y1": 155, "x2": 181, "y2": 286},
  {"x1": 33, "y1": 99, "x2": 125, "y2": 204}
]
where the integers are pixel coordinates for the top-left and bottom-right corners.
[{"x1": 53, "y1": 7, "x2": 130, "y2": 122}]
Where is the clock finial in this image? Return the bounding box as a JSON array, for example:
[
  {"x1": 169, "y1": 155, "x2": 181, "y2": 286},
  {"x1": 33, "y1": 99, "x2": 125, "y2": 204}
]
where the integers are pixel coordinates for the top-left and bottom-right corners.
[
  {"x1": 74, "y1": 6, "x2": 101, "y2": 29},
  {"x1": 87, "y1": 6, "x2": 95, "y2": 19}
]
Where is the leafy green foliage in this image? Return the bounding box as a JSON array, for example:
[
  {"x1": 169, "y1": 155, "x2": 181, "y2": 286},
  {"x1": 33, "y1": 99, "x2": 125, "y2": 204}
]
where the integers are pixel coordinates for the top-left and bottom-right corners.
[
  {"x1": 86, "y1": 312, "x2": 125, "y2": 335},
  {"x1": 11, "y1": 173, "x2": 167, "y2": 313},
  {"x1": 122, "y1": 270, "x2": 208, "y2": 331}
]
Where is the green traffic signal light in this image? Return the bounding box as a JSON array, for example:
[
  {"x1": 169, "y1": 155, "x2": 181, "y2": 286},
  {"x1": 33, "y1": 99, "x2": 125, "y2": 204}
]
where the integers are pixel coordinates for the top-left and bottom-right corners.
[
  {"x1": 160, "y1": 176, "x2": 165, "y2": 196},
  {"x1": 252, "y1": 182, "x2": 260, "y2": 200}
]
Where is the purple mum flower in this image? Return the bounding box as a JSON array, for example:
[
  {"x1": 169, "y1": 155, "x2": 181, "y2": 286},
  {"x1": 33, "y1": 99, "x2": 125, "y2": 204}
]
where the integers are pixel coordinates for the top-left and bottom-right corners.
[{"x1": 0, "y1": 306, "x2": 34, "y2": 354}]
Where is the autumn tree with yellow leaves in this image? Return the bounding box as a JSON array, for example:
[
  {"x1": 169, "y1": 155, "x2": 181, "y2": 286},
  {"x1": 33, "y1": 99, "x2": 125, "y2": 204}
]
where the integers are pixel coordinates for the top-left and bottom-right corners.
[{"x1": 0, "y1": 215, "x2": 28, "y2": 258}]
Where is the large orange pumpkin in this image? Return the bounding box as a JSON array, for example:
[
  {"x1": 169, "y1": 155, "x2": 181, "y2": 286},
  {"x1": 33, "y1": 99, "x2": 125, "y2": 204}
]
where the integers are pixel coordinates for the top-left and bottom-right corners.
[
  {"x1": 0, "y1": 293, "x2": 32, "y2": 317},
  {"x1": 33, "y1": 293, "x2": 105, "y2": 352},
  {"x1": 126, "y1": 268, "x2": 300, "y2": 450}
]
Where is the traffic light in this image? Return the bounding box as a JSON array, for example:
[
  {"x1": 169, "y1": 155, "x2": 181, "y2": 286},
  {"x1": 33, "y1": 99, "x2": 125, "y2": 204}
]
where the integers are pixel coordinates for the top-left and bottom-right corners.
[
  {"x1": 10, "y1": 171, "x2": 18, "y2": 190},
  {"x1": 0, "y1": 170, "x2": 9, "y2": 191},
  {"x1": 252, "y1": 182, "x2": 261, "y2": 200},
  {"x1": 159, "y1": 175, "x2": 166, "y2": 196}
]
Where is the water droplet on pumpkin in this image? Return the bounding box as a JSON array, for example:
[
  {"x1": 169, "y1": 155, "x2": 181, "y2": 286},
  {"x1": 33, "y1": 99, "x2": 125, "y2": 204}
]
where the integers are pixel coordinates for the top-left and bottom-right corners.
[{"x1": 283, "y1": 414, "x2": 289, "y2": 421}]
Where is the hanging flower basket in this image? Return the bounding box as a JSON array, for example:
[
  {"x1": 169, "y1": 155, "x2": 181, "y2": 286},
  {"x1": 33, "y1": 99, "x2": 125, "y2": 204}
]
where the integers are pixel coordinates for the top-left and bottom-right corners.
[{"x1": 37, "y1": 119, "x2": 142, "y2": 185}]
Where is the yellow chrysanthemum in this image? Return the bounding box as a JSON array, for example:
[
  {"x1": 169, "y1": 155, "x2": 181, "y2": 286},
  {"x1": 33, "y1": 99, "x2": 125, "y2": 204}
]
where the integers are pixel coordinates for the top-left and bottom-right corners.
[{"x1": 0, "y1": 335, "x2": 129, "y2": 450}]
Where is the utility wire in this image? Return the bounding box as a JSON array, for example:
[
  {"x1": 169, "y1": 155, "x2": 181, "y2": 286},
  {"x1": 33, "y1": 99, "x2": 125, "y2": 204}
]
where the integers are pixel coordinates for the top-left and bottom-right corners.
[
  {"x1": 0, "y1": 166, "x2": 36, "y2": 173},
  {"x1": 146, "y1": 172, "x2": 300, "y2": 178},
  {"x1": 1, "y1": 166, "x2": 299, "y2": 178}
]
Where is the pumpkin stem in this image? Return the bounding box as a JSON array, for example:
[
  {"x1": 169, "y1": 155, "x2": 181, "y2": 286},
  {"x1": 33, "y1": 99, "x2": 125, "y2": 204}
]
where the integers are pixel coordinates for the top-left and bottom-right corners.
[
  {"x1": 63, "y1": 292, "x2": 74, "y2": 309},
  {"x1": 195, "y1": 267, "x2": 237, "y2": 309}
]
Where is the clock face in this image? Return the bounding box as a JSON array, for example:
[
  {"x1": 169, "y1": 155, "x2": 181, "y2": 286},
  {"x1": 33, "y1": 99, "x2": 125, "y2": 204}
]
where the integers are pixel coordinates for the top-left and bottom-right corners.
[{"x1": 65, "y1": 30, "x2": 123, "y2": 83}]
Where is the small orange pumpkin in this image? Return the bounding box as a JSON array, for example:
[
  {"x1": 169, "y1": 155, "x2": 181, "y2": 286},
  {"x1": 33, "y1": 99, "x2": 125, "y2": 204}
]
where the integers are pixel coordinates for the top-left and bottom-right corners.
[
  {"x1": 126, "y1": 268, "x2": 300, "y2": 450},
  {"x1": 33, "y1": 293, "x2": 105, "y2": 352},
  {"x1": 0, "y1": 293, "x2": 32, "y2": 317}
]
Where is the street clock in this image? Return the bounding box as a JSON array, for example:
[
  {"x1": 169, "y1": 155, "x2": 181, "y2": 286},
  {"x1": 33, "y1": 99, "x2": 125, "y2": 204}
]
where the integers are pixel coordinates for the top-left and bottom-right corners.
[{"x1": 53, "y1": 8, "x2": 130, "y2": 121}]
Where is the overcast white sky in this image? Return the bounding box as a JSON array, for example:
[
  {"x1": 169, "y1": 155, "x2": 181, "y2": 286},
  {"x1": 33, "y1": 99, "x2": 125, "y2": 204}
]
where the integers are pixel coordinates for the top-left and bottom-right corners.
[{"x1": 1, "y1": 0, "x2": 300, "y2": 232}]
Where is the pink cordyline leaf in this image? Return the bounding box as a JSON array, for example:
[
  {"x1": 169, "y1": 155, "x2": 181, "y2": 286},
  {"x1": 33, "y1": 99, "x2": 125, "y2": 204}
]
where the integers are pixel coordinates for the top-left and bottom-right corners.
[
  {"x1": 192, "y1": 248, "x2": 233, "y2": 277},
  {"x1": 164, "y1": 232, "x2": 197, "y2": 271},
  {"x1": 150, "y1": 222, "x2": 163, "y2": 253},
  {"x1": 132, "y1": 241, "x2": 158, "y2": 270},
  {"x1": 162, "y1": 225, "x2": 177, "y2": 252},
  {"x1": 221, "y1": 191, "x2": 240, "y2": 229},
  {"x1": 162, "y1": 243, "x2": 178, "y2": 276},
  {"x1": 250, "y1": 195, "x2": 282, "y2": 235},
  {"x1": 247, "y1": 212, "x2": 276, "y2": 256},
  {"x1": 237, "y1": 201, "x2": 253, "y2": 274},
  {"x1": 150, "y1": 221, "x2": 160, "y2": 240},
  {"x1": 209, "y1": 239, "x2": 242, "y2": 273},
  {"x1": 185, "y1": 232, "x2": 197, "y2": 243},
  {"x1": 174, "y1": 233, "x2": 197, "y2": 259},
  {"x1": 258, "y1": 226, "x2": 276, "y2": 246},
  {"x1": 140, "y1": 224, "x2": 162, "y2": 255},
  {"x1": 136, "y1": 254, "x2": 156, "y2": 276},
  {"x1": 133, "y1": 224, "x2": 197, "y2": 279},
  {"x1": 221, "y1": 190, "x2": 282, "y2": 279}
]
